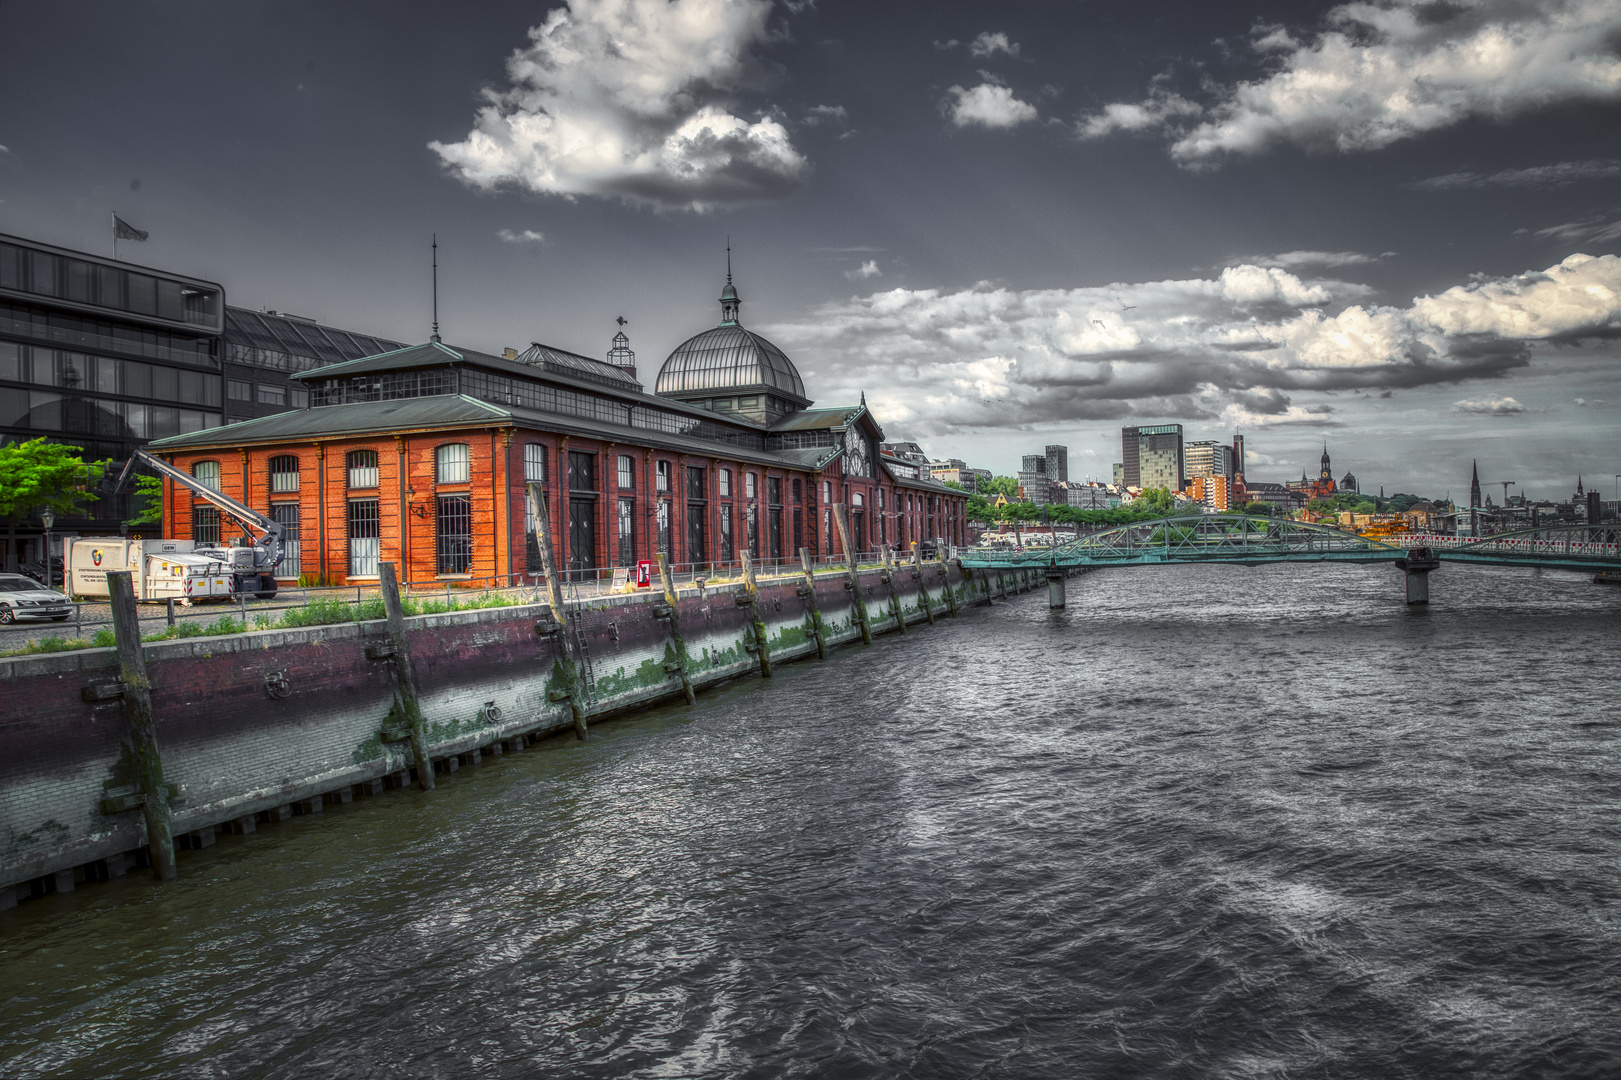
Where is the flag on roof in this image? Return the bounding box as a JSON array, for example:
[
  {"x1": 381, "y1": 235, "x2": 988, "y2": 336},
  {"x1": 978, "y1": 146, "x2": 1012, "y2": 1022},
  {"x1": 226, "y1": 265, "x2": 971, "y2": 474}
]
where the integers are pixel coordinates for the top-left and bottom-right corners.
[{"x1": 113, "y1": 215, "x2": 148, "y2": 242}]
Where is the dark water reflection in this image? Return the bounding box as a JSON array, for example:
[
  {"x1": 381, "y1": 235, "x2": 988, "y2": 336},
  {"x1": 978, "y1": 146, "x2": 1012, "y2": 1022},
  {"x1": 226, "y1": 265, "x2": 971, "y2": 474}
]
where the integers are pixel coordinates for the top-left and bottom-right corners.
[{"x1": 3, "y1": 563, "x2": 1619, "y2": 1078}]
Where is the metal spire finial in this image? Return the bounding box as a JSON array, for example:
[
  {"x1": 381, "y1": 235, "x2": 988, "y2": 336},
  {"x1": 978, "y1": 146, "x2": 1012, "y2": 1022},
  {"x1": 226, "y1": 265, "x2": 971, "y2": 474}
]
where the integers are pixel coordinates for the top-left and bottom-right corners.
[
  {"x1": 616, "y1": 315, "x2": 627, "y2": 328},
  {"x1": 431, "y1": 234, "x2": 440, "y2": 343},
  {"x1": 726, "y1": 236, "x2": 732, "y2": 284}
]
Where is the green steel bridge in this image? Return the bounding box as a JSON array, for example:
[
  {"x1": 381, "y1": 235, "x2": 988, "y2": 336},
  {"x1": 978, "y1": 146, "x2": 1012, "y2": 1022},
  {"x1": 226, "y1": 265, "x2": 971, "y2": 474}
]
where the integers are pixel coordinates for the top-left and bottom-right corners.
[{"x1": 958, "y1": 515, "x2": 1621, "y2": 583}]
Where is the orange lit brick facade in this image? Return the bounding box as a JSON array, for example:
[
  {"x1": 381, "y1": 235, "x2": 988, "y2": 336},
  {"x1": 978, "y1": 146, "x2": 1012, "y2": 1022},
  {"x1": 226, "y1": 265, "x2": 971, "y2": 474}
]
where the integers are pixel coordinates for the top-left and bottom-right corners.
[{"x1": 160, "y1": 422, "x2": 966, "y2": 586}]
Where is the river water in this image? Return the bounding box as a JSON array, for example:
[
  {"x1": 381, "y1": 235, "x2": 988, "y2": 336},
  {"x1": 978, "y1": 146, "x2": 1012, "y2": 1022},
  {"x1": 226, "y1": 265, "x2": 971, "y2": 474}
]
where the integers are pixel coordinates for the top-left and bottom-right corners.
[{"x1": 3, "y1": 562, "x2": 1619, "y2": 1079}]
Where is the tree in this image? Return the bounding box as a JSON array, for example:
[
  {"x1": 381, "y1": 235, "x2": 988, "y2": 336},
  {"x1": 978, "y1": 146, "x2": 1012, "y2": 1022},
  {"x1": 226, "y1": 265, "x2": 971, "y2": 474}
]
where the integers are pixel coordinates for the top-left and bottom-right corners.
[
  {"x1": 1243, "y1": 501, "x2": 1273, "y2": 516},
  {"x1": 941, "y1": 479, "x2": 965, "y2": 491},
  {"x1": 1133, "y1": 487, "x2": 1177, "y2": 515},
  {"x1": 983, "y1": 475, "x2": 1020, "y2": 498},
  {"x1": 0, "y1": 438, "x2": 103, "y2": 572},
  {"x1": 125, "y1": 473, "x2": 165, "y2": 529}
]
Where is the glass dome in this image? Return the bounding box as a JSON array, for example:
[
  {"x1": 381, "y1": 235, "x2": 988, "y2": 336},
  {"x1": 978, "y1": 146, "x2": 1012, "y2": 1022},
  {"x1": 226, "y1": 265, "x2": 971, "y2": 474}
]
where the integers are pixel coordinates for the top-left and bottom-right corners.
[{"x1": 656, "y1": 324, "x2": 805, "y2": 399}]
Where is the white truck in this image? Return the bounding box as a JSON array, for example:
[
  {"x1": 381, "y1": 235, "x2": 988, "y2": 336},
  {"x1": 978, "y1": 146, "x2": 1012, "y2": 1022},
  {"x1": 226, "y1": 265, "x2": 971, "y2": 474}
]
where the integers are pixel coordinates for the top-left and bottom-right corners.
[
  {"x1": 104, "y1": 450, "x2": 287, "y2": 599},
  {"x1": 67, "y1": 539, "x2": 236, "y2": 602}
]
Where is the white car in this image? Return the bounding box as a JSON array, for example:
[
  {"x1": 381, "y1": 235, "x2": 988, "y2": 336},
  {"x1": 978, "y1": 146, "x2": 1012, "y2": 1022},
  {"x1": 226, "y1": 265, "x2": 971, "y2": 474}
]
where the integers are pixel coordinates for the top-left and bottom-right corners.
[{"x1": 0, "y1": 574, "x2": 73, "y2": 623}]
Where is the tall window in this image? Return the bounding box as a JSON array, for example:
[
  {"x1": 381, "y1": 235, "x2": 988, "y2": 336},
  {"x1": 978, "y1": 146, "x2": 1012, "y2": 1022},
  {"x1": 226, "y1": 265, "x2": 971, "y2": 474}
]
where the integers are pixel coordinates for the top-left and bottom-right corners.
[
  {"x1": 686, "y1": 465, "x2": 707, "y2": 564},
  {"x1": 656, "y1": 460, "x2": 671, "y2": 492},
  {"x1": 719, "y1": 468, "x2": 731, "y2": 497},
  {"x1": 193, "y1": 505, "x2": 220, "y2": 545},
  {"x1": 746, "y1": 472, "x2": 757, "y2": 499},
  {"x1": 347, "y1": 449, "x2": 378, "y2": 489},
  {"x1": 192, "y1": 460, "x2": 220, "y2": 491},
  {"x1": 768, "y1": 477, "x2": 782, "y2": 506},
  {"x1": 269, "y1": 454, "x2": 299, "y2": 494},
  {"x1": 657, "y1": 499, "x2": 671, "y2": 555},
  {"x1": 436, "y1": 443, "x2": 470, "y2": 485},
  {"x1": 746, "y1": 504, "x2": 759, "y2": 558},
  {"x1": 347, "y1": 499, "x2": 379, "y2": 576},
  {"x1": 719, "y1": 503, "x2": 733, "y2": 562},
  {"x1": 617, "y1": 454, "x2": 634, "y2": 490},
  {"x1": 823, "y1": 479, "x2": 832, "y2": 503},
  {"x1": 436, "y1": 495, "x2": 472, "y2": 574},
  {"x1": 617, "y1": 497, "x2": 635, "y2": 565},
  {"x1": 271, "y1": 503, "x2": 300, "y2": 578},
  {"x1": 877, "y1": 488, "x2": 886, "y2": 546},
  {"x1": 525, "y1": 443, "x2": 547, "y2": 483}
]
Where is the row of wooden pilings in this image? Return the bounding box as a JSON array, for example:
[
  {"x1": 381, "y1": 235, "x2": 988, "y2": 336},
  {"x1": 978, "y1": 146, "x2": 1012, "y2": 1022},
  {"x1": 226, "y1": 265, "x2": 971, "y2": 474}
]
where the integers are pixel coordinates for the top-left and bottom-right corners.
[{"x1": 80, "y1": 487, "x2": 978, "y2": 889}]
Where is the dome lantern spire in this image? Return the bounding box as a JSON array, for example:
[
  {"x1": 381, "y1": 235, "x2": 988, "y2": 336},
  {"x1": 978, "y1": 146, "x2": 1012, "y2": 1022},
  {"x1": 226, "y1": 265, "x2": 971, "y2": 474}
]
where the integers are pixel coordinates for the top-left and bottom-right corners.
[{"x1": 719, "y1": 238, "x2": 740, "y2": 325}]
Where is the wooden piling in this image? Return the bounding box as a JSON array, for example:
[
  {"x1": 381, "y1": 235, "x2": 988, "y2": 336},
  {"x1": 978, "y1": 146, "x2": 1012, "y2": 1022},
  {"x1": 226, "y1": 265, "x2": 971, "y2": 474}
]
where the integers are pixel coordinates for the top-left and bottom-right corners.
[
  {"x1": 656, "y1": 553, "x2": 698, "y2": 706},
  {"x1": 831, "y1": 504, "x2": 873, "y2": 645},
  {"x1": 881, "y1": 546, "x2": 906, "y2": 634},
  {"x1": 378, "y1": 562, "x2": 435, "y2": 790},
  {"x1": 913, "y1": 547, "x2": 937, "y2": 625},
  {"x1": 106, "y1": 570, "x2": 177, "y2": 881},
  {"x1": 527, "y1": 483, "x2": 589, "y2": 739},
  {"x1": 740, "y1": 550, "x2": 772, "y2": 677},
  {"x1": 798, "y1": 547, "x2": 827, "y2": 660}
]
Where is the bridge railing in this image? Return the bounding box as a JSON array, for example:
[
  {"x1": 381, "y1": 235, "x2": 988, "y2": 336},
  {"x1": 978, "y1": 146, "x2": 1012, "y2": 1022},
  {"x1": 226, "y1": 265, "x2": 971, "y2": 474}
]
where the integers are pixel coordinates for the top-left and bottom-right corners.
[{"x1": 1397, "y1": 528, "x2": 1621, "y2": 559}]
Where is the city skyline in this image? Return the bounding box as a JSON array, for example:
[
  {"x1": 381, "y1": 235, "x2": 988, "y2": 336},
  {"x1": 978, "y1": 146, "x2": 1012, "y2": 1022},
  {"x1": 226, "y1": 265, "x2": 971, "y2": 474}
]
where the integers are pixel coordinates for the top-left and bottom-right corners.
[{"x1": 1, "y1": 1, "x2": 1618, "y2": 492}]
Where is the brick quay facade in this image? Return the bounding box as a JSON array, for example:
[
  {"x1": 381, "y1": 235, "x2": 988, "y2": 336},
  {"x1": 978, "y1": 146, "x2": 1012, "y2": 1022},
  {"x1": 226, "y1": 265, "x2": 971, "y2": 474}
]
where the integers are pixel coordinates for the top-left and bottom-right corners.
[{"x1": 148, "y1": 276, "x2": 967, "y2": 585}]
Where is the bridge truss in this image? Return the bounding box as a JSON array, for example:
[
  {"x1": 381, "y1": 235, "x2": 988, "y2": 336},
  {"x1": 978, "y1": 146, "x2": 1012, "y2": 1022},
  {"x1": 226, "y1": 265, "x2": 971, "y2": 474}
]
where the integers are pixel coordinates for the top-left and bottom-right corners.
[{"x1": 959, "y1": 516, "x2": 1621, "y2": 575}]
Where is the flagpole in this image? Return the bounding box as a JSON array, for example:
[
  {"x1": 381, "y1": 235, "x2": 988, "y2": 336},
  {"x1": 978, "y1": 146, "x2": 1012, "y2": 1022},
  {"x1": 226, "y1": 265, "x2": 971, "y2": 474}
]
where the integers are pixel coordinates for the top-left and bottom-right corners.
[{"x1": 112, "y1": 211, "x2": 117, "y2": 261}]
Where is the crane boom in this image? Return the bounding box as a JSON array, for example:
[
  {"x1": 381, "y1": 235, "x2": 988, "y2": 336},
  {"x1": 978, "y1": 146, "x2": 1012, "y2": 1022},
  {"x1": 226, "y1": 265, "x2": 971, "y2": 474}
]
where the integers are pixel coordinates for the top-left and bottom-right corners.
[{"x1": 112, "y1": 450, "x2": 284, "y2": 575}]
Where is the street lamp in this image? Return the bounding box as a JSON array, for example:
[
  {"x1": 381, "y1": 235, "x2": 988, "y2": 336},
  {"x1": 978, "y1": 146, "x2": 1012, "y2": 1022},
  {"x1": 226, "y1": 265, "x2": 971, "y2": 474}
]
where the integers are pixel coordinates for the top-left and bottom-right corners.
[{"x1": 40, "y1": 508, "x2": 55, "y2": 587}]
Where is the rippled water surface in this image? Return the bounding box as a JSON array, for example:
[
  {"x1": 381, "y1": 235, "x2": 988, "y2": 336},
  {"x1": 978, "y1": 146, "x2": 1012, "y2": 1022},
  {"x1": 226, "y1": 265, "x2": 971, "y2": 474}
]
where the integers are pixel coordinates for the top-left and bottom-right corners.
[{"x1": 3, "y1": 563, "x2": 1619, "y2": 1078}]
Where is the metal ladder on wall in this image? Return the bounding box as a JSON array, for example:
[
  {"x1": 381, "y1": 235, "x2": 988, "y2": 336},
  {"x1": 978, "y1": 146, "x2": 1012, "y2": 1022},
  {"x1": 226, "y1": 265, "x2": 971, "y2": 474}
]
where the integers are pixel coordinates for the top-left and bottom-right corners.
[{"x1": 567, "y1": 606, "x2": 599, "y2": 705}]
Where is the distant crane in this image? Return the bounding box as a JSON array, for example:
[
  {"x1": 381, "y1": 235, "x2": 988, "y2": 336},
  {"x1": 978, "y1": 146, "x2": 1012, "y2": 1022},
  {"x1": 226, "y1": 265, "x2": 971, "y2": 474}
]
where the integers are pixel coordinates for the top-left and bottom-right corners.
[{"x1": 1482, "y1": 480, "x2": 1516, "y2": 506}]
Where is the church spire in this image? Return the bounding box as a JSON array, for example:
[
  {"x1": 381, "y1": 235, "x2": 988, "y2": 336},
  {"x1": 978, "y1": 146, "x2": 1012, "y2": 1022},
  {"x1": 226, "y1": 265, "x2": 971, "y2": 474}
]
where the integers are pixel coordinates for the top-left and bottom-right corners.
[{"x1": 1470, "y1": 460, "x2": 1482, "y2": 509}]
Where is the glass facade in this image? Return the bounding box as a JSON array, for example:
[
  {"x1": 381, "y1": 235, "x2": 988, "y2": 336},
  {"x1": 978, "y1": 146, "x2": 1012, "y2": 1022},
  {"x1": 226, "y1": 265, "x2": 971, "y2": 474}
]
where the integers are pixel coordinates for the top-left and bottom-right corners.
[
  {"x1": 0, "y1": 233, "x2": 225, "y2": 565},
  {"x1": 655, "y1": 324, "x2": 805, "y2": 399}
]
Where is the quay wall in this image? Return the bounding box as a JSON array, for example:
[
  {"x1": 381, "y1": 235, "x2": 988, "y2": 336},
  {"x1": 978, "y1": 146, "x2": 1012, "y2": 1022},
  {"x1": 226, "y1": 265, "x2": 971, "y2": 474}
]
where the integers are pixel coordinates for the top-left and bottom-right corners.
[{"x1": 0, "y1": 561, "x2": 1047, "y2": 902}]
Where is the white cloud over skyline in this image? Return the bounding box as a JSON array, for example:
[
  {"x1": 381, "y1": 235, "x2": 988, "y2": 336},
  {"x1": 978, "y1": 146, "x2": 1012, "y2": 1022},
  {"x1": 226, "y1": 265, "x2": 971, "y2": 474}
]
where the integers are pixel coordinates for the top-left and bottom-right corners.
[
  {"x1": 429, "y1": 0, "x2": 806, "y2": 211},
  {"x1": 1080, "y1": 0, "x2": 1621, "y2": 164},
  {"x1": 1454, "y1": 395, "x2": 1526, "y2": 415},
  {"x1": 969, "y1": 32, "x2": 1019, "y2": 59},
  {"x1": 763, "y1": 254, "x2": 1621, "y2": 435}
]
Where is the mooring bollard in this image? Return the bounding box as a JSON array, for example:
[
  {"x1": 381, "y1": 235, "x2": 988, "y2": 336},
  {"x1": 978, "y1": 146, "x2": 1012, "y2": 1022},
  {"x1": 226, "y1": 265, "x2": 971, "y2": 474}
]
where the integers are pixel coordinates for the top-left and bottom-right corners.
[
  {"x1": 379, "y1": 562, "x2": 434, "y2": 790},
  {"x1": 798, "y1": 547, "x2": 827, "y2": 660},
  {"x1": 740, "y1": 550, "x2": 772, "y2": 678},
  {"x1": 528, "y1": 482, "x2": 589, "y2": 738},
  {"x1": 831, "y1": 503, "x2": 873, "y2": 646},
  {"x1": 167, "y1": 597, "x2": 176, "y2": 629},
  {"x1": 106, "y1": 570, "x2": 177, "y2": 882},
  {"x1": 656, "y1": 552, "x2": 698, "y2": 706}
]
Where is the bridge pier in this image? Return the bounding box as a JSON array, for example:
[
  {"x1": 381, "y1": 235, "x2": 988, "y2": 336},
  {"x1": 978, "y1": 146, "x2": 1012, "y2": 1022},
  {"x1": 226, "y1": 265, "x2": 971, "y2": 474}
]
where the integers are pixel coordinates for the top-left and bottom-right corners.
[
  {"x1": 1395, "y1": 547, "x2": 1440, "y2": 606},
  {"x1": 1047, "y1": 567, "x2": 1065, "y2": 609}
]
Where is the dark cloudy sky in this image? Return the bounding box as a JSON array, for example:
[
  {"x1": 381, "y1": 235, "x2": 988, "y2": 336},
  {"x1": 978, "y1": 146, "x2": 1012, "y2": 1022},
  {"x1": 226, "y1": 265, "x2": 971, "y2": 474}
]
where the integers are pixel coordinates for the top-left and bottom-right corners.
[{"x1": 3, "y1": 0, "x2": 1620, "y2": 498}]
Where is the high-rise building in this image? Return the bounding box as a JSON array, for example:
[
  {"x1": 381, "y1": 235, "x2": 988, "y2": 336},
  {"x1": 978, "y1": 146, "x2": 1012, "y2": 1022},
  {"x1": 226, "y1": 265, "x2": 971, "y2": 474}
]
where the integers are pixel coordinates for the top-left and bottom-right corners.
[
  {"x1": 1120, "y1": 424, "x2": 1183, "y2": 489},
  {"x1": 1044, "y1": 444, "x2": 1068, "y2": 483},
  {"x1": 1233, "y1": 433, "x2": 1245, "y2": 475},
  {"x1": 0, "y1": 231, "x2": 226, "y2": 569},
  {"x1": 1185, "y1": 440, "x2": 1234, "y2": 479}
]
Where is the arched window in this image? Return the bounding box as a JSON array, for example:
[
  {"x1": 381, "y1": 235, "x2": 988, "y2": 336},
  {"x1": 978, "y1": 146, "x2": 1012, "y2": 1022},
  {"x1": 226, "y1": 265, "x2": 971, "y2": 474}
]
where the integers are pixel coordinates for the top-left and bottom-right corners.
[
  {"x1": 192, "y1": 460, "x2": 220, "y2": 491},
  {"x1": 436, "y1": 443, "x2": 470, "y2": 484},
  {"x1": 524, "y1": 443, "x2": 547, "y2": 483},
  {"x1": 346, "y1": 449, "x2": 378, "y2": 489},
  {"x1": 852, "y1": 491, "x2": 864, "y2": 507},
  {"x1": 269, "y1": 455, "x2": 299, "y2": 493}
]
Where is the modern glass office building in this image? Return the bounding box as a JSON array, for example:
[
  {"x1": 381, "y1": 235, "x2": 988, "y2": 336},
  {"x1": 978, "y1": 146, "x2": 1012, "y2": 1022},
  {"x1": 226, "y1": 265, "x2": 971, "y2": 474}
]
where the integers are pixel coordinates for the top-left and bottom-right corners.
[
  {"x1": 223, "y1": 307, "x2": 403, "y2": 425},
  {"x1": 0, "y1": 232, "x2": 226, "y2": 569}
]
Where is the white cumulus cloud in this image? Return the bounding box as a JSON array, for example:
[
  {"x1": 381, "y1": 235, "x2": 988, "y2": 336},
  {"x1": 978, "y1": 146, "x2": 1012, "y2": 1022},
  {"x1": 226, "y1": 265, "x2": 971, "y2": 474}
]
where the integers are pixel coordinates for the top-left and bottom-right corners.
[
  {"x1": 1080, "y1": 0, "x2": 1621, "y2": 165},
  {"x1": 945, "y1": 83, "x2": 1038, "y2": 128},
  {"x1": 429, "y1": 0, "x2": 807, "y2": 211},
  {"x1": 969, "y1": 32, "x2": 1019, "y2": 58},
  {"x1": 498, "y1": 228, "x2": 546, "y2": 243},
  {"x1": 760, "y1": 254, "x2": 1621, "y2": 435},
  {"x1": 845, "y1": 259, "x2": 882, "y2": 281},
  {"x1": 1453, "y1": 395, "x2": 1526, "y2": 415}
]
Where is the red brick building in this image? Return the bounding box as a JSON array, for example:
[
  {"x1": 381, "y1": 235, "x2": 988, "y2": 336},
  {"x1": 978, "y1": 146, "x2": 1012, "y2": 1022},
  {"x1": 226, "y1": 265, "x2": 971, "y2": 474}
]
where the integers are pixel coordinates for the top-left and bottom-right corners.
[{"x1": 147, "y1": 276, "x2": 967, "y2": 585}]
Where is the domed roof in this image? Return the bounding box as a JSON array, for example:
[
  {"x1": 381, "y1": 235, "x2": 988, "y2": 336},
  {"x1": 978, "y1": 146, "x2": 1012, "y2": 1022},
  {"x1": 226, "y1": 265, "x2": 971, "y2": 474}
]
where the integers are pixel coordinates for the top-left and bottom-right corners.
[
  {"x1": 655, "y1": 271, "x2": 807, "y2": 402},
  {"x1": 656, "y1": 323, "x2": 805, "y2": 399}
]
